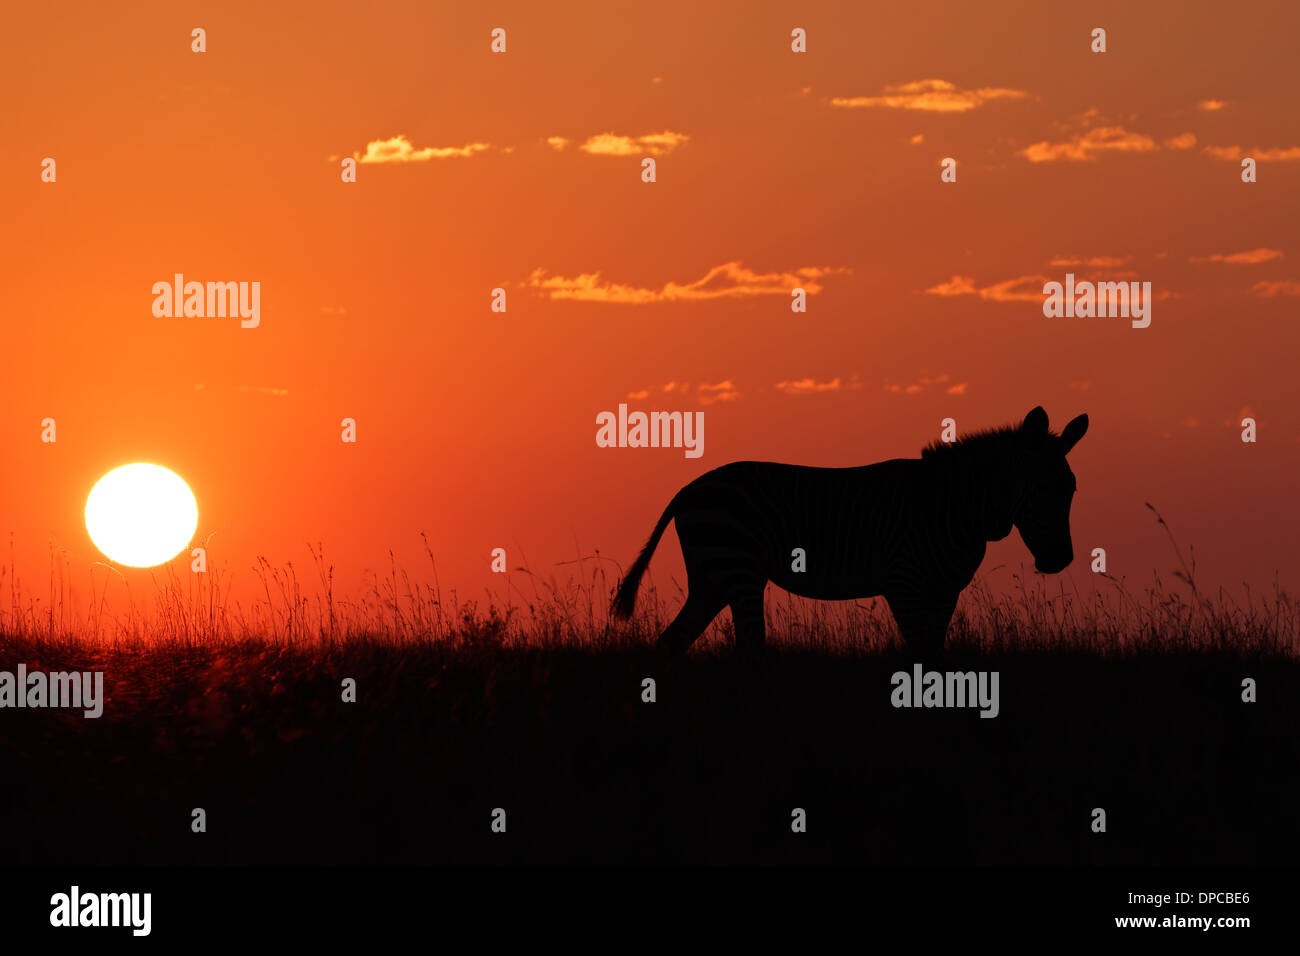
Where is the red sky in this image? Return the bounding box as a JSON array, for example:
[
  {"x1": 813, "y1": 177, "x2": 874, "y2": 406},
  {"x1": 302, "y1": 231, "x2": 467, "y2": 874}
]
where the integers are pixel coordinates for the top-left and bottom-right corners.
[{"x1": 2, "y1": 0, "x2": 1298, "y2": 626}]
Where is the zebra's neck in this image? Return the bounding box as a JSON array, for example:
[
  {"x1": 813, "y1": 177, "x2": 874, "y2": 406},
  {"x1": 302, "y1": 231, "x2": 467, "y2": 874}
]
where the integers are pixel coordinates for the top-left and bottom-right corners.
[{"x1": 926, "y1": 447, "x2": 1024, "y2": 542}]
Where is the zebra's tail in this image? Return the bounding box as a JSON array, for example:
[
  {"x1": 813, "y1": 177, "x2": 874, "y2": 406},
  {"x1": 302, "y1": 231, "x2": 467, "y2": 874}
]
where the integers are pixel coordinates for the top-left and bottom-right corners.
[{"x1": 612, "y1": 495, "x2": 678, "y2": 619}]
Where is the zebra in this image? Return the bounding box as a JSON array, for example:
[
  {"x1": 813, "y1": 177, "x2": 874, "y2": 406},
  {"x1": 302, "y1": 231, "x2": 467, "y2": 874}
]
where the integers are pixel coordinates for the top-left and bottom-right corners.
[{"x1": 612, "y1": 406, "x2": 1088, "y2": 656}]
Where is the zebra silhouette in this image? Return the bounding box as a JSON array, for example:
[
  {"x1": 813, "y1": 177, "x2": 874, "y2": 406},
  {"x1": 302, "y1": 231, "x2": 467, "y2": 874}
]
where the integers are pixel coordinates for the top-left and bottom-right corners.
[{"x1": 612, "y1": 406, "x2": 1088, "y2": 656}]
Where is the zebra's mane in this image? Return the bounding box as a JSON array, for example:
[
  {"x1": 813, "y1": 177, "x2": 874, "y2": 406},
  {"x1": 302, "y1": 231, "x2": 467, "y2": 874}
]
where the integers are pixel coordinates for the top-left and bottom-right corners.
[{"x1": 921, "y1": 421, "x2": 1057, "y2": 461}]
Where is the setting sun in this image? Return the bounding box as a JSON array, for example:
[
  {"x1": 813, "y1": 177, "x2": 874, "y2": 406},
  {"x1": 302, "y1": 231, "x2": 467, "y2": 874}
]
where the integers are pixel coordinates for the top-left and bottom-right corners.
[{"x1": 84, "y1": 463, "x2": 198, "y2": 568}]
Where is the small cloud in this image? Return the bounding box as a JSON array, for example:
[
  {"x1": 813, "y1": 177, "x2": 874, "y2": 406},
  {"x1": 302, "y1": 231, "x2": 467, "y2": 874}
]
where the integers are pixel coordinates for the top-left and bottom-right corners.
[
  {"x1": 976, "y1": 275, "x2": 1052, "y2": 303},
  {"x1": 923, "y1": 274, "x2": 1049, "y2": 302},
  {"x1": 885, "y1": 374, "x2": 960, "y2": 396},
  {"x1": 1204, "y1": 144, "x2": 1300, "y2": 161},
  {"x1": 1163, "y1": 133, "x2": 1198, "y2": 150},
  {"x1": 1191, "y1": 248, "x2": 1284, "y2": 265},
  {"x1": 1049, "y1": 255, "x2": 1131, "y2": 267},
  {"x1": 320, "y1": 304, "x2": 347, "y2": 316},
  {"x1": 1198, "y1": 99, "x2": 1226, "y2": 111},
  {"x1": 1181, "y1": 416, "x2": 1200, "y2": 428},
  {"x1": 910, "y1": 133, "x2": 924, "y2": 144},
  {"x1": 627, "y1": 389, "x2": 650, "y2": 400},
  {"x1": 1069, "y1": 381, "x2": 1092, "y2": 391},
  {"x1": 1229, "y1": 406, "x2": 1256, "y2": 428},
  {"x1": 527, "y1": 261, "x2": 850, "y2": 303},
  {"x1": 831, "y1": 78, "x2": 1028, "y2": 113},
  {"x1": 579, "y1": 130, "x2": 690, "y2": 156},
  {"x1": 775, "y1": 377, "x2": 841, "y2": 395},
  {"x1": 699, "y1": 380, "x2": 740, "y2": 404},
  {"x1": 1249, "y1": 280, "x2": 1300, "y2": 297},
  {"x1": 354, "y1": 134, "x2": 490, "y2": 163},
  {"x1": 924, "y1": 275, "x2": 977, "y2": 296},
  {"x1": 1021, "y1": 126, "x2": 1158, "y2": 162},
  {"x1": 651, "y1": 76, "x2": 664, "y2": 85},
  {"x1": 546, "y1": 136, "x2": 569, "y2": 151}
]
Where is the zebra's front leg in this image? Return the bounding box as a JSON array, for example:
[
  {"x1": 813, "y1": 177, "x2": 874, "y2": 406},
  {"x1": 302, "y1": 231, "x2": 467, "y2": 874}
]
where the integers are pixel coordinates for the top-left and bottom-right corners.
[{"x1": 886, "y1": 590, "x2": 958, "y2": 658}]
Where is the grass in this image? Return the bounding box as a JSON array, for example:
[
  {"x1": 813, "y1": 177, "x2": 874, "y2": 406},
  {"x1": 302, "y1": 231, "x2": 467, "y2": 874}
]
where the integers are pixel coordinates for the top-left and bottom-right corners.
[
  {"x1": 3, "y1": 505, "x2": 1298, "y2": 656},
  {"x1": 0, "y1": 508, "x2": 1296, "y2": 865}
]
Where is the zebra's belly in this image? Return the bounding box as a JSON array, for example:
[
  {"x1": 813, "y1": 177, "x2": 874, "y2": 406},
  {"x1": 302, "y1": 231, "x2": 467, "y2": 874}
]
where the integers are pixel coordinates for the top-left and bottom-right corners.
[{"x1": 769, "y1": 566, "x2": 887, "y2": 601}]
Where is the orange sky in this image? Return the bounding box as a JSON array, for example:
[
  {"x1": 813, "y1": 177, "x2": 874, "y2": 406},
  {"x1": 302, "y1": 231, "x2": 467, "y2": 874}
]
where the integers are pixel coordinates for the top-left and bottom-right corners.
[{"x1": 3, "y1": 0, "x2": 1298, "y2": 622}]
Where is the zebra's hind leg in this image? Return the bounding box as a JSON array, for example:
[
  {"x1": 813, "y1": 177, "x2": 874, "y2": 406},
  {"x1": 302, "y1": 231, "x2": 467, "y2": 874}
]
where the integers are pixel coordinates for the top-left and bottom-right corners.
[
  {"x1": 728, "y1": 585, "x2": 767, "y2": 660},
  {"x1": 886, "y1": 590, "x2": 958, "y2": 660},
  {"x1": 657, "y1": 591, "x2": 726, "y2": 656}
]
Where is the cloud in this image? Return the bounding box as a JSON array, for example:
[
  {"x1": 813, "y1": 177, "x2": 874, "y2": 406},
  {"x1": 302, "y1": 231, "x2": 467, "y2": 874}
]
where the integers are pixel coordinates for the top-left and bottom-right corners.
[
  {"x1": 1204, "y1": 145, "x2": 1300, "y2": 161},
  {"x1": 927, "y1": 256, "x2": 1161, "y2": 303},
  {"x1": 885, "y1": 373, "x2": 961, "y2": 396},
  {"x1": 775, "y1": 377, "x2": 841, "y2": 395},
  {"x1": 924, "y1": 275, "x2": 977, "y2": 296},
  {"x1": 1163, "y1": 133, "x2": 1198, "y2": 150},
  {"x1": 629, "y1": 380, "x2": 743, "y2": 404},
  {"x1": 546, "y1": 136, "x2": 569, "y2": 151},
  {"x1": 1069, "y1": 381, "x2": 1092, "y2": 391},
  {"x1": 354, "y1": 134, "x2": 490, "y2": 163},
  {"x1": 910, "y1": 133, "x2": 925, "y2": 144},
  {"x1": 698, "y1": 380, "x2": 740, "y2": 404},
  {"x1": 1191, "y1": 248, "x2": 1284, "y2": 265},
  {"x1": 1049, "y1": 255, "x2": 1131, "y2": 267},
  {"x1": 1021, "y1": 126, "x2": 1158, "y2": 162},
  {"x1": 578, "y1": 131, "x2": 690, "y2": 156},
  {"x1": 1249, "y1": 280, "x2": 1300, "y2": 297},
  {"x1": 924, "y1": 274, "x2": 1049, "y2": 302},
  {"x1": 831, "y1": 78, "x2": 1028, "y2": 113},
  {"x1": 1198, "y1": 100, "x2": 1226, "y2": 111},
  {"x1": 1228, "y1": 406, "x2": 1256, "y2": 429},
  {"x1": 975, "y1": 275, "x2": 1053, "y2": 303},
  {"x1": 527, "y1": 261, "x2": 850, "y2": 303}
]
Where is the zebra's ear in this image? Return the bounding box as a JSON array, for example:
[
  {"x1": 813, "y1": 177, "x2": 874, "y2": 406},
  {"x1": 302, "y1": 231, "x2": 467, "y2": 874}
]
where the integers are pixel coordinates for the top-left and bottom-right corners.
[
  {"x1": 1022, "y1": 406, "x2": 1049, "y2": 434},
  {"x1": 1061, "y1": 413, "x2": 1089, "y2": 453}
]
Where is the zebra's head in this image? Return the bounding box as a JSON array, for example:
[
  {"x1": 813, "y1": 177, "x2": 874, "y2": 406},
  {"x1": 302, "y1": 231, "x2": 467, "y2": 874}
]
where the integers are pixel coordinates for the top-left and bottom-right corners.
[{"x1": 1014, "y1": 406, "x2": 1088, "y2": 574}]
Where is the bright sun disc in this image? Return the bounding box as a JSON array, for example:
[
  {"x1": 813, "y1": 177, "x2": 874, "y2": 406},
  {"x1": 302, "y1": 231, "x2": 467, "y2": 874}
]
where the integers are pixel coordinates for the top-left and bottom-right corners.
[{"x1": 85, "y1": 464, "x2": 198, "y2": 568}]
